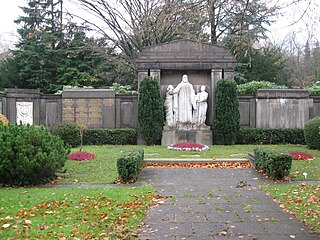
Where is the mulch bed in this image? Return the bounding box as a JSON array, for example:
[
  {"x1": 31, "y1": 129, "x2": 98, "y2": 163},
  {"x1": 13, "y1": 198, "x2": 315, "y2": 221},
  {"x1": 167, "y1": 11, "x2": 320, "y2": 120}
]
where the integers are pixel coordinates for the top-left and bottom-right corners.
[{"x1": 143, "y1": 162, "x2": 251, "y2": 168}]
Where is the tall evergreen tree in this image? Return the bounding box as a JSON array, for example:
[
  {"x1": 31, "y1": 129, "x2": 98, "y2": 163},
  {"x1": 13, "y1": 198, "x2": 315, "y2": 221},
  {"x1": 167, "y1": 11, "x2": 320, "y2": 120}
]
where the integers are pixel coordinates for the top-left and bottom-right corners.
[
  {"x1": 138, "y1": 77, "x2": 164, "y2": 145},
  {"x1": 11, "y1": 0, "x2": 114, "y2": 93},
  {"x1": 235, "y1": 44, "x2": 288, "y2": 85},
  {"x1": 214, "y1": 79, "x2": 240, "y2": 145},
  {"x1": 13, "y1": 0, "x2": 66, "y2": 92}
]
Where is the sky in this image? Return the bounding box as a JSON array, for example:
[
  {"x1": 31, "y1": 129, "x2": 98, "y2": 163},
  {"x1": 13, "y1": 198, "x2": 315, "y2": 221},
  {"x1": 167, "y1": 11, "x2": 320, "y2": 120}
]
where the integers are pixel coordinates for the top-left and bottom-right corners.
[
  {"x1": 0, "y1": 0, "x2": 319, "y2": 50},
  {"x1": 0, "y1": 0, "x2": 22, "y2": 48}
]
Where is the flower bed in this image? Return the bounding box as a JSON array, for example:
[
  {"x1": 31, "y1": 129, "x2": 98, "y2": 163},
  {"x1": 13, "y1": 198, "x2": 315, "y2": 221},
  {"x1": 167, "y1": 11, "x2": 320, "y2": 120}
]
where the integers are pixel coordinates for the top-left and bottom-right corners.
[
  {"x1": 288, "y1": 151, "x2": 314, "y2": 160},
  {"x1": 167, "y1": 142, "x2": 209, "y2": 151},
  {"x1": 0, "y1": 114, "x2": 9, "y2": 125},
  {"x1": 68, "y1": 151, "x2": 96, "y2": 161}
]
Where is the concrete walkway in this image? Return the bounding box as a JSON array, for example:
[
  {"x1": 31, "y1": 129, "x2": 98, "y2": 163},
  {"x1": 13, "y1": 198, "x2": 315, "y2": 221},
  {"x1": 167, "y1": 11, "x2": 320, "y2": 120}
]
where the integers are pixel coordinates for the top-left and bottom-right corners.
[{"x1": 137, "y1": 168, "x2": 319, "y2": 240}]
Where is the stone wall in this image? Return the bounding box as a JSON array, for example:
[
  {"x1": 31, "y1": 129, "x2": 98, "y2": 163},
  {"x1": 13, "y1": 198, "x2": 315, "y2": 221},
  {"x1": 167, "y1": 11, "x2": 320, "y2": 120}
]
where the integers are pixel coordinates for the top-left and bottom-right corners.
[
  {"x1": 238, "y1": 89, "x2": 314, "y2": 129},
  {"x1": 1, "y1": 88, "x2": 138, "y2": 129},
  {"x1": 238, "y1": 95, "x2": 256, "y2": 128},
  {"x1": 1, "y1": 89, "x2": 62, "y2": 127},
  {"x1": 115, "y1": 94, "x2": 138, "y2": 129},
  {"x1": 311, "y1": 95, "x2": 320, "y2": 118},
  {"x1": 2, "y1": 88, "x2": 320, "y2": 131},
  {"x1": 41, "y1": 94, "x2": 62, "y2": 127},
  {"x1": 2, "y1": 89, "x2": 43, "y2": 125},
  {"x1": 255, "y1": 89, "x2": 312, "y2": 128},
  {"x1": 62, "y1": 89, "x2": 116, "y2": 128}
]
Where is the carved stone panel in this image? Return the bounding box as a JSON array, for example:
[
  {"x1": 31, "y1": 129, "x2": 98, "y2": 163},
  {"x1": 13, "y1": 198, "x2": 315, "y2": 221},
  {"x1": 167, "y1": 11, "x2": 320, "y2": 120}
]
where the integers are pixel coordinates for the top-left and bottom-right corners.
[{"x1": 16, "y1": 102, "x2": 33, "y2": 125}]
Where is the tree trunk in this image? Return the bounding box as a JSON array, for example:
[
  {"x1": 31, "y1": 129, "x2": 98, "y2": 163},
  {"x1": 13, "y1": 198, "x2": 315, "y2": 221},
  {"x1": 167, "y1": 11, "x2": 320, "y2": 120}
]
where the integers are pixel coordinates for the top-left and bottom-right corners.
[{"x1": 209, "y1": 0, "x2": 217, "y2": 44}]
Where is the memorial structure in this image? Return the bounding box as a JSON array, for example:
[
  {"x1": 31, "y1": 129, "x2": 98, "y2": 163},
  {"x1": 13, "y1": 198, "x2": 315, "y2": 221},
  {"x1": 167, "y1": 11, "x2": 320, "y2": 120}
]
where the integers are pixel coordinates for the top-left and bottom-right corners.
[
  {"x1": 136, "y1": 39, "x2": 236, "y2": 145},
  {"x1": 3, "y1": 41, "x2": 312, "y2": 145}
]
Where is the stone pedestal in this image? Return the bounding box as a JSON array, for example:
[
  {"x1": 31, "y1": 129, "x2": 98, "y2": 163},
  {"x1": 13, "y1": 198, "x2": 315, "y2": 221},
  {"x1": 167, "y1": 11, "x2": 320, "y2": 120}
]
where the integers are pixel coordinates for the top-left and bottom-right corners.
[{"x1": 161, "y1": 126, "x2": 213, "y2": 146}]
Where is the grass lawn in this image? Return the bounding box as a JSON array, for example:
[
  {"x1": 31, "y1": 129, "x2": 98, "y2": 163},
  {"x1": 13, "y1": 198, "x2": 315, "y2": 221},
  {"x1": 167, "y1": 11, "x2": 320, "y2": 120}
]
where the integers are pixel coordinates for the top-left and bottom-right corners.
[
  {"x1": 1, "y1": 144, "x2": 319, "y2": 239},
  {"x1": 0, "y1": 186, "x2": 156, "y2": 239},
  {"x1": 263, "y1": 184, "x2": 320, "y2": 234},
  {"x1": 60, "y1": 144, "x2": 320, "y2": 184},
  {"x1": 60, "y1": 145, "x2": 140, "y2": 184}
]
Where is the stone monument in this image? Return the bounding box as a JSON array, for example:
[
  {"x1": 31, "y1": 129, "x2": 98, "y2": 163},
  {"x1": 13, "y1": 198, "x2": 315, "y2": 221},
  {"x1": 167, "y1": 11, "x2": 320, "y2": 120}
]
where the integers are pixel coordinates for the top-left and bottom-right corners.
[
  {"x1": 136, "y1": 39, "x2": 236, "y2": 145},
  {"x1": 162, "y1": 74, "x2": 212, "y2": 145},
  {"x1": 164, "y1": 75, "x2": 209, "y2": 129},
  {"x1": 195, "y1": 85, "x2": 209, "y2": 127}
]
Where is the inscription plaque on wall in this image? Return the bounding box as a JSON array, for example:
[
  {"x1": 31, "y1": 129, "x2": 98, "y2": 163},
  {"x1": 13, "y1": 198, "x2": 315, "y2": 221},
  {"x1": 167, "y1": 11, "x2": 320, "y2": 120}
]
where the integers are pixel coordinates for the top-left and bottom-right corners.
[
  {"x1": 76, "y1": 99, "x2": 89, "y2": 126},
  {"x1": 88, "y1": 99, "x2": 102, "y2": 126},
  {"x1": 62, "y1": 97, "x2": 107, "y2": 127},
  {"x1": 16, "y1": 102, "x2": 33, "y2": 125},
  {"x1": 63, "y1": 99, "x2": 75, "y2": 123}
]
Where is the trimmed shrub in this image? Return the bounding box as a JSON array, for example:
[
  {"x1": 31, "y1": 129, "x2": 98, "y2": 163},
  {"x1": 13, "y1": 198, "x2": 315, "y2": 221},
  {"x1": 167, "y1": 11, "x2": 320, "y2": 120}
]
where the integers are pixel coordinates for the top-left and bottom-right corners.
[
  {"x1": 304, "y1": 117, "x2": 320, "y2": 149},
  {"x1": 0, "y1": 124, "x2": 70, "y2": 186},
  {"x1": 253, "y1": 147, "x2": 292, "y2": 180},
  {"x1": 237, "y1": 81, "x2": 287, "y2": 95},
  {"x1": 138, "y1": 76, "x2": 164, "y2": 145},
  {"x1": 51, "y1": 124, "x2": 81, "y2": 147},
  {"x1": 117, "y1": 149, "x2": 144, "y2": 183},
  {"x1": 236, "y1": 128, "x2": 305, "y2": 144},
  {"x1": 83, "y1": 128, "x2": 136, "y2": 145},
  {"x1": 214, "y1": 79, "x2": 240, "y2": 145}
]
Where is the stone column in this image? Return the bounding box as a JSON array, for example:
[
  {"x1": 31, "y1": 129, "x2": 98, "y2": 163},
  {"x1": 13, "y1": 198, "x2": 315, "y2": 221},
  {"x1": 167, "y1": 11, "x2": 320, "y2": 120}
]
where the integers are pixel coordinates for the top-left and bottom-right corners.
[
  {"x1": 224, "y1": 71, "x2": 235, "y2": 80},
  {"x1": 137, "y1": 70, "x2": 148, "y2": 89},
  {"x1": 150, "y1": 69, "x2": 161, "y2": 84},
  {"x1": 211, "y1": 69, "x2": 223, "y2": 111},
  {"x1": 211, "y1": 69, "x2": 223, "y2": 144},
  {"x1": 211, "y1": 69, "x2": 223, "y2": 89}
]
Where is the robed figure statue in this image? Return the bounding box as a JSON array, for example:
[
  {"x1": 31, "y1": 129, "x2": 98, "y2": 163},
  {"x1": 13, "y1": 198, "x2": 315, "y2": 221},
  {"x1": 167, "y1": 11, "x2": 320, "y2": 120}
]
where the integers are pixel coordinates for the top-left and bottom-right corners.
[{"x1": 173, "y1": 74, "x2": 196, "y2": 125}]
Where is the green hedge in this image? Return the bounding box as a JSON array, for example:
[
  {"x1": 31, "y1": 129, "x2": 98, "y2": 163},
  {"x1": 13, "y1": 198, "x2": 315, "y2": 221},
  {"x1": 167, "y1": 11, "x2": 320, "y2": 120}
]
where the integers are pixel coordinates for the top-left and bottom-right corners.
[
  {"x1": 304, "y1": 117, "x2": 320, "y2": 149},
  {"x1": 236, "y1": 128, "x2": 305, "y2": 144},
  {"x1": 253, "y1": 147, "x2": 292, "y2": 180},
  {"x1": 52, "y1": 124, "x2": 137, "y2": 146},
  {"x1": 51, "y1": 124, "x2": 81, "y2": 147},
  {"x1": 117, "y1": 149, "x2": 144, "y2": 183},
  {"x1": 83, "y1": 128, "x2": 137, "y2": 145}
]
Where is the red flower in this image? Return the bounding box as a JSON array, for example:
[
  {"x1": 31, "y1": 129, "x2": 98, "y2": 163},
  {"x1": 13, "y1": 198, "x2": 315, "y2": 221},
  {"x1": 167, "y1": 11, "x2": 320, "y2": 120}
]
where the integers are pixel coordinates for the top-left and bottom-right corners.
[
  {"x1": 68, "y1": 151, "x2": 96, "y2": 161},
  {"x1": 288, "y1": 151, "x2": 314, "y2": 160},
  {"x1": 167, "y1": 142, "x2": 209, "y2": 151}
]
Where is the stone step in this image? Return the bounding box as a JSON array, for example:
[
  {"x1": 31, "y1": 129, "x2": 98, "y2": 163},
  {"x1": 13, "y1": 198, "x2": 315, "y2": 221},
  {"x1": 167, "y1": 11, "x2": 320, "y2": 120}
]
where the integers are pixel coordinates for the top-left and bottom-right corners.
[{"x1": 144, "y1": 158, "x2": 249, "y2": 164}]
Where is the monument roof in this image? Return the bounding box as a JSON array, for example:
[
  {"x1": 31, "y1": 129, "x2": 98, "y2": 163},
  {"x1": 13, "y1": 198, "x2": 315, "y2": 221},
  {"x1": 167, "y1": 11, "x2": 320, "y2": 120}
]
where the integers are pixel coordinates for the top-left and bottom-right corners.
[{"x1": 136, "y1": 39, "x2": 236, "y2": 70}]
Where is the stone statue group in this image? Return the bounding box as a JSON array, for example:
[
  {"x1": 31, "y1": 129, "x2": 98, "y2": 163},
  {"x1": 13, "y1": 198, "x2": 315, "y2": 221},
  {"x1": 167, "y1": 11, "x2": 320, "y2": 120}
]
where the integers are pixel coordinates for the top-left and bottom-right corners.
[{"x1": 164, "y1": 74, "x2": 208, "y2": 129}]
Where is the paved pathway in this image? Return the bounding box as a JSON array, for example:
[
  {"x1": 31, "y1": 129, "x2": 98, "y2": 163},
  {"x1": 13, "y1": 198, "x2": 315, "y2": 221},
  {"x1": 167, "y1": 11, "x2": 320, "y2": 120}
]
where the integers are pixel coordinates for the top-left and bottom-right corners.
[{"x1": 137, "y1": 168, "x2": 319, "y2": 240}]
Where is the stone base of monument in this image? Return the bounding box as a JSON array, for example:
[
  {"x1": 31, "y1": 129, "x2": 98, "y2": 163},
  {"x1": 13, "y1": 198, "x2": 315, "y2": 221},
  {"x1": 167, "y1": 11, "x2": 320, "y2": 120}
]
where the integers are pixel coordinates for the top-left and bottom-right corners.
[{"x1": 161, "y1": 125, "x2": 213, "y2": 146}]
